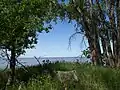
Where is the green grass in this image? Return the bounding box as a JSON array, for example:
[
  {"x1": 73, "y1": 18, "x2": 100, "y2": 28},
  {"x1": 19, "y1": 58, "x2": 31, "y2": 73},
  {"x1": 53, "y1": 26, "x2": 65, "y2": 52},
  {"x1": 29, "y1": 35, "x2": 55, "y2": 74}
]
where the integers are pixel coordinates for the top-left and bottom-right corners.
[{"x1": 1, "y1": 61, "x2": 120, "y2": 90}]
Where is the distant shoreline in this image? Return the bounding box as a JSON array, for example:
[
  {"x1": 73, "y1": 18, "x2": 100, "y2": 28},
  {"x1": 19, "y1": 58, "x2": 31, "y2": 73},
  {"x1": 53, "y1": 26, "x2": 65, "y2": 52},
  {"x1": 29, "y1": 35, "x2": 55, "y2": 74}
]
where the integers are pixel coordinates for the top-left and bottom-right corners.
[
  {"x1": 19, "y1": 56, "x2": 82, "y2": 59},
  {"x1": 0, "y1": 57, "x2": 90, "y2": 69}
]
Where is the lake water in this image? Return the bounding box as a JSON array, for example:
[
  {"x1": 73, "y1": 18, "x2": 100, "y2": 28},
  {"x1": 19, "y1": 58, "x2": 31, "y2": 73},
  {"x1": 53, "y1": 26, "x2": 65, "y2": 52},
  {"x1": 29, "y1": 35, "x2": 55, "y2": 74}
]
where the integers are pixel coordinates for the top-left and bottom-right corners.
[{"x1": 0, "y1": 57, "x2": 90, "y2": 69}]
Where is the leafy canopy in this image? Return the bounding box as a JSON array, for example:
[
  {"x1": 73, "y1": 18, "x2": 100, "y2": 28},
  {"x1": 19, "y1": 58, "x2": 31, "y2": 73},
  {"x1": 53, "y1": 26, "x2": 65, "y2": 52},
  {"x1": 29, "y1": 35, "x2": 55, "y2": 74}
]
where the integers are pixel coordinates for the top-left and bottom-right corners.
[{"x1": 0, "y1": 0, "x2": 63, "y2": 57}]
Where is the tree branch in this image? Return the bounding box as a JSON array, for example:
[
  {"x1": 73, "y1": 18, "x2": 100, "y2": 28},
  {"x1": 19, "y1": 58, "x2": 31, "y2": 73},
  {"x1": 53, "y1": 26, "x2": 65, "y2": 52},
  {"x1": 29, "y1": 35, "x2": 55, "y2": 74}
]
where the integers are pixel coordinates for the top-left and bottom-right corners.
[
  {"x1": 16, "y1": 59, "x2": 29, "y2": 72},
  {"x1": 68, "y1": 31, "x2": 83, "y2": 50},
  {"x1": 34, "y1": 56, "x2": 41, "y2": 65}
]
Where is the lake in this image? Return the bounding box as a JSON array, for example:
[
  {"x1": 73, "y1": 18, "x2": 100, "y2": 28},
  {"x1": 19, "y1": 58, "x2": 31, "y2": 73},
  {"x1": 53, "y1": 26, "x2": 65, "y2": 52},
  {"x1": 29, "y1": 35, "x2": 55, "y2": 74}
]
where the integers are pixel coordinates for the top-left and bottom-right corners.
[{"x1": 0, "y1": 57, "x2": 90, "y2": 69}]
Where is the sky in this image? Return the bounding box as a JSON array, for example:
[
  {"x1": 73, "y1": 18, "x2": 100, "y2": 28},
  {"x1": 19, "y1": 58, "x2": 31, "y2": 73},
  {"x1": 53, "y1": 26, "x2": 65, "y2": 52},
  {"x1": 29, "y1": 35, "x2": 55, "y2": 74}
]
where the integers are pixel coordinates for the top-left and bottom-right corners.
[{"x1": 20, "y1": 20, "x2": 88, "y2": 58}]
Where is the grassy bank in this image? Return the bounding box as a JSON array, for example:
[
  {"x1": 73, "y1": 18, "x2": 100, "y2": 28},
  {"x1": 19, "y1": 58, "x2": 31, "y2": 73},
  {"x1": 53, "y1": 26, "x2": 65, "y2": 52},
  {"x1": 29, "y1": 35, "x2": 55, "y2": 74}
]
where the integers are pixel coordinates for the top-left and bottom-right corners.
[{"x1": 0, "y1": 61, "x2": 120, "y2": 90}]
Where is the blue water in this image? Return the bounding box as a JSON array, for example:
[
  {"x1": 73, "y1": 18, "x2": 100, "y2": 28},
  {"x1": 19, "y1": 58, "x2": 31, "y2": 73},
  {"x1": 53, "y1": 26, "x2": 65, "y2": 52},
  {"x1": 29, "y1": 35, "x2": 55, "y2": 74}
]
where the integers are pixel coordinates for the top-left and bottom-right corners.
[{"x1": 0, "y1": 57, "x2": 90, "y2": 69}]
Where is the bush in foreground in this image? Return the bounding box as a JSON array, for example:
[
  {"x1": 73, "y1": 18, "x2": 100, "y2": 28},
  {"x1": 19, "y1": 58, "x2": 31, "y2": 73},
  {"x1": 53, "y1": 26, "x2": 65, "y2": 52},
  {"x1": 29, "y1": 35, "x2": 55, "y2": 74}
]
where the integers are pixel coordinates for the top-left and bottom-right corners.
[{"x1": 1, "y1": 61, "x2": 120, "y2": 90}]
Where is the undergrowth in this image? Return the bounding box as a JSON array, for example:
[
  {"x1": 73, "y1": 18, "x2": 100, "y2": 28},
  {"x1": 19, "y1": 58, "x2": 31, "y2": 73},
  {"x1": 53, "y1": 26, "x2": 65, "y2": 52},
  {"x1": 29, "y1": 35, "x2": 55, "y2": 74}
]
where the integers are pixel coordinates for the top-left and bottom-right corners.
[{"x1": 0, "y1": 60, "x2": 120, "y2": 90}]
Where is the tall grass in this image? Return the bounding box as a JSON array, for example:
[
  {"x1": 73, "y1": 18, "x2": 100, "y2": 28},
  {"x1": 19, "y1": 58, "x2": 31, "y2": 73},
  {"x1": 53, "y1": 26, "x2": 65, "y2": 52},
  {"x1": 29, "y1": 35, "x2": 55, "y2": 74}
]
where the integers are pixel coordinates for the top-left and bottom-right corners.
[{"x1": 0, "y1": 61, "x2": 120, "y2": 90}]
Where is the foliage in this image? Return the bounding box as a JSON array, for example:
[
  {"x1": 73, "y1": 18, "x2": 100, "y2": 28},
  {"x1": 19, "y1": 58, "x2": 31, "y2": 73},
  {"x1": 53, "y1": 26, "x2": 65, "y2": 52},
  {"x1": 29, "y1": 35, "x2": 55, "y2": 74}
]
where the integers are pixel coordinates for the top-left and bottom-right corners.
[
  {"x1": 81, "y1": 47, "x2": 91, "y2": 58},
  {"x1": 0, "y1": 0, "x2": 63, "y2": 56}
]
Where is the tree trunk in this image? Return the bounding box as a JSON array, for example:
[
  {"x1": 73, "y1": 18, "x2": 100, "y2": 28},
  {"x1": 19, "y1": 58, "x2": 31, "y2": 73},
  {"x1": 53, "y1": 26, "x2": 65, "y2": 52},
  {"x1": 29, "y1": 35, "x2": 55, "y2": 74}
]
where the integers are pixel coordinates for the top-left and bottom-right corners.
[
  {"x1": 100, "y1": 36, "x2": 108, "y2": 66},
  {"x1": 10, "y1": 45, "x2": 16, "y2": 84},
  {"x1": 116, "y1": 0, "x2": 120, "y2": 67},
  {"x1": 72, "y1": 0, "x2": 102, "y2": 65},
  {"x1": 105, "y1": 29, "x2": 114, "y2": 67},
  {"x1": 109, "y1": 0, "x2": 116, "y2": 67},
  {"x1": 101, "y1": 36, "x2": 107, "y2": 56}
]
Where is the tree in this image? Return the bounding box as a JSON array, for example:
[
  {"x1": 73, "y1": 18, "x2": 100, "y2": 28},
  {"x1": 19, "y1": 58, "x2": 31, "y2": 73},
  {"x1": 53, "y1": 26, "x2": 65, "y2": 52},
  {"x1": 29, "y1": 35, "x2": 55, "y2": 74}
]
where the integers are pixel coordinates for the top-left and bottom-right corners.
[
  {"x1": 62, "y1": 0, "x2": 102, "y2": 65},
  {"x1": 60, "y1": 0, "x2": 120, "y2": 67},
  {"x1": 0, "y1": 0, "x2": 63, "y2": 84}
]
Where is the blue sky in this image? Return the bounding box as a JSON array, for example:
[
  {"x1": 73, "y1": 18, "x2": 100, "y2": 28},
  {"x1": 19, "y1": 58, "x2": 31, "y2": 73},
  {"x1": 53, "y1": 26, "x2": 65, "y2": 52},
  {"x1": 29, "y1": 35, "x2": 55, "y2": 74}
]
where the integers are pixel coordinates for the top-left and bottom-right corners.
[{"x1": 21, "y1": 20, "x2": 88, "y2": 57}]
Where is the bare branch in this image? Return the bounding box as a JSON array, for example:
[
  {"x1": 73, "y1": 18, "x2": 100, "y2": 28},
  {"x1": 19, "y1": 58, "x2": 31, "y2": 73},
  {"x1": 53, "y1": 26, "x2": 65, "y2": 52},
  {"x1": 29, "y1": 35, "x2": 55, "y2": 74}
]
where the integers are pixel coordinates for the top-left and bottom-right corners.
[
  {"x1": 0, "y1": 49, "x2": 29, "y2": 72},
  {"x1": 68, "y1": 32, "x2": 82, "y2": 50},
  {"x1": 16, "y1": 59, "x2": 29, "y2": 72},
  {"x1": 34, "y1": 56, "x2": 41, "y2": 65},
  {"x1": 0, "y1": 49, "x2": 10, "y2": 72},
  {"x1": 0, "y1": 49, "x2": 10, "y2": 61},
  {"x1": 81, "y1": 35, "x2": 87, "y2": 48},
  {"x1": 5, "y1": 49, "x2": 10, "y2": 61},
  {"x1": 0, "y1": 63, "x2": 9, "y2": 72}
]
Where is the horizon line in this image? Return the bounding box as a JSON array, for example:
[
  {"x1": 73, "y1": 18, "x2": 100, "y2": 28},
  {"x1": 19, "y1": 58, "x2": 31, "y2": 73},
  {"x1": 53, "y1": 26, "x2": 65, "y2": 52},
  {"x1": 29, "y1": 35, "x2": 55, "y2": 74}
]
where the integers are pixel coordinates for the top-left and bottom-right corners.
[{"x1": 19, "y1": 56, "x2": 82, "y2": 58}]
